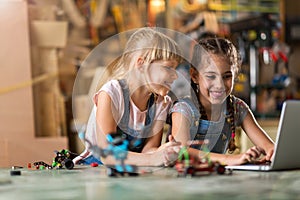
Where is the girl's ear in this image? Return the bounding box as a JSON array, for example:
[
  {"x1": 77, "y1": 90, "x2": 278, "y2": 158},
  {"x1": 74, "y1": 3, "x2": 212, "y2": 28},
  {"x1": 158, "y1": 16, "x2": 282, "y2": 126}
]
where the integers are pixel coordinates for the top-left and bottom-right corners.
[
  {"x1": 190, "y1": 67, "x2": 199, "y2": 84},
  {"x1": 137, "y1": 57, "x2": 144, "y2": 66},
  {"x1": 136, "y1": 57, "x2": 145, "y2": 72}
]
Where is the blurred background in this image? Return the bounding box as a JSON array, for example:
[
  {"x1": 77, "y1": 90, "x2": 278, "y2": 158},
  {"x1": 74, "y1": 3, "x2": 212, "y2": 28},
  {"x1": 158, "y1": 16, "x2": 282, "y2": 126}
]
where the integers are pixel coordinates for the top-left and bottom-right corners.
[{"x1": 0, "y1": 0, "x2": 299, "y2": 167}]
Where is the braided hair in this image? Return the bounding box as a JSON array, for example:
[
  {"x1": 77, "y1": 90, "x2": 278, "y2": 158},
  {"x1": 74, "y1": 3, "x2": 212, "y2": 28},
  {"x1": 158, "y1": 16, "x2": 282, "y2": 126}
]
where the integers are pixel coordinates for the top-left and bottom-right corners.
[
  {"x1": 227, "y1": 94, "x2": 237, "y2": 153},
  {"x1": 190, "y1": 37, "x2": 242, "y2": 153}
]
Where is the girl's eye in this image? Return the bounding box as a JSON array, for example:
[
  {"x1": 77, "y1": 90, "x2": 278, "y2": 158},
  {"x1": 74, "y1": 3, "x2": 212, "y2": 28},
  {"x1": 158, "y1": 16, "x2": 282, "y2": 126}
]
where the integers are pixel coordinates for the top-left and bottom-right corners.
[
  {"x1": 164, "y1": 66, "x2": 173, "y2": 71},
  {"x1": 223, "y1": 74, "x2": 232, "y2": 79},
  {"x1": 206, "y1": 75, "x2": 216, "y2": 80}
]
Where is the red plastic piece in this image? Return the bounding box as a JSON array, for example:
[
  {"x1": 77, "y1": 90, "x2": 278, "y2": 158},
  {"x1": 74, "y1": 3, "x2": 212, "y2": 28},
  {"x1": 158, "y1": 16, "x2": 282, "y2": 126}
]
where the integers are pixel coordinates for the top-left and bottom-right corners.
[{"x1": 90, "y1": 162, "x2": 99, "y2": 167}]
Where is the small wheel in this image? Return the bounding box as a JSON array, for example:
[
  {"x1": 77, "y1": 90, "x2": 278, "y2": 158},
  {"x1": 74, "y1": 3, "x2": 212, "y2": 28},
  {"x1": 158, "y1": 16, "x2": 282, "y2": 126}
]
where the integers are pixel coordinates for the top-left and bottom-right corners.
[
  {"x1": 107, "y1": 168, "x2": 117, "y2": 177},
  {"x1": 128, "y1": 172, "x2": 139, "y2": 176},
  {"x1": 185, "y1": 167, "x2": 195, "y2": 176},
  {"x1": 64, "y1": 159, "x2": 74, "y2": 170},
  {"x1": 216, "y1": 165, "x2": 225, "y2": 175}
]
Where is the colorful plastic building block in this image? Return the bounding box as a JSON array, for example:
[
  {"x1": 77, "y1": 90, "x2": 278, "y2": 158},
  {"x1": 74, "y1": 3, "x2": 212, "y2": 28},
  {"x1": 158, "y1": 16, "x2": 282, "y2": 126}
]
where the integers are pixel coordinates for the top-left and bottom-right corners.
[
  {"x1": 52, "y1": 149, "x2": 74, "y2": 170},
  {"x1": 175, "y1": 141, "x2": 228, "y2": 177},
  {"x1": 78, "y1": 131, "x2": 140, "y2": 177}
]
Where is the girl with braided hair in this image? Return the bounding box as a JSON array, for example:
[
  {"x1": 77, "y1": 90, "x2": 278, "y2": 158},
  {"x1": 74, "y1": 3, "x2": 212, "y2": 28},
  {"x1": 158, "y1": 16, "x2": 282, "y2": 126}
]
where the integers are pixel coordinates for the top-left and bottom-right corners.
[{"x1": 169, "y1": 37, "x2": 274, "y2": 166}]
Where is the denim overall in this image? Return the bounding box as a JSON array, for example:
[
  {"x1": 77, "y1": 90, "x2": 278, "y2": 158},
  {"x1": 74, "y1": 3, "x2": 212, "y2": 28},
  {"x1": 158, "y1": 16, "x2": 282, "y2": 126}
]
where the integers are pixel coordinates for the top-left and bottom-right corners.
[
  {"x1": 117, "y1": 79, "x2": 156, "y2": 153},
  {"x1": 174, "y1": 97, "x2": 232, "y2": 154}
]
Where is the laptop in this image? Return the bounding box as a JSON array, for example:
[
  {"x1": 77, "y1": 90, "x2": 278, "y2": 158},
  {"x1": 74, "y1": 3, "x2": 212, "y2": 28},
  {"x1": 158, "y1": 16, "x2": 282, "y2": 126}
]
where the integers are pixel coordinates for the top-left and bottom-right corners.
[{"x1": 226, "y1": 100, "x2": 300, "y2": 171}]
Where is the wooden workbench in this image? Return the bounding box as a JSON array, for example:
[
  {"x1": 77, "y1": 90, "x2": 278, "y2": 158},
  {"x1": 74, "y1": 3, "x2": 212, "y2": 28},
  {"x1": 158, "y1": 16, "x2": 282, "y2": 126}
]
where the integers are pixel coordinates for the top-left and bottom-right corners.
[{"x1": 1, "y1": 165, "x2": 299, "y2": 200}]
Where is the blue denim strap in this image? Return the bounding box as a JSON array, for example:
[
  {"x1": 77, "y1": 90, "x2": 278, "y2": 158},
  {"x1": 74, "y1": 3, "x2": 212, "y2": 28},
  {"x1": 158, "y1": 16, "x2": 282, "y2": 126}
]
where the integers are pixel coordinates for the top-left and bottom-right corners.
[{"x1": 117, "y1": 79, "x2": 156, "y2": 152}]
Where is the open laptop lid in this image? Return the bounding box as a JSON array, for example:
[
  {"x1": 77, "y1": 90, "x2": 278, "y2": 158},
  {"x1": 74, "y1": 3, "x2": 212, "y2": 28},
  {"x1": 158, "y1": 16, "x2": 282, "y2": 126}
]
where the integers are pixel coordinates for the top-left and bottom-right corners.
[
  {"x1": 271, "y1": 100, "x2": 300, "y2": 170},
  {"x1": 226, "y1": 100, "x2": 300, "y2": 171}
]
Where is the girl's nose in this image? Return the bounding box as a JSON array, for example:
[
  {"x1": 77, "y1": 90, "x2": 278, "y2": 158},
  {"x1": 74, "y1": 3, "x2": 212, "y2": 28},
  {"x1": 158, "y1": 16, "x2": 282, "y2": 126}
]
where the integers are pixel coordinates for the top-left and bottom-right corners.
[
  {"x1": 214, "y1": 76, "x2": 225, "y2": 89},
  {"x1": 172, "y1": 70, "x2": 178, "y2": 80}
]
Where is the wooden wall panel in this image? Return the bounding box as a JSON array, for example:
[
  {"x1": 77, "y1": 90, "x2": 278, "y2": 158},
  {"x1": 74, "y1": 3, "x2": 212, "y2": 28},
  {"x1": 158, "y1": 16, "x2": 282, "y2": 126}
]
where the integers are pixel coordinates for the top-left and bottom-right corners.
[{"x1": 0, "y1": 0, "x2": 67, "y2": 167}]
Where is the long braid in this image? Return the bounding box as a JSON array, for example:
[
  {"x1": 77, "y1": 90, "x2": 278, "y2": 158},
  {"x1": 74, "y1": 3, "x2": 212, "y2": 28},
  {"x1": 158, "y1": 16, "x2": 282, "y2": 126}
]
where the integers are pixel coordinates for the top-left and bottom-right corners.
[
  {"x1": 227, "y1": 95, "x2": 237, "y2": 153},
  {"x1": 191, "y1": 79, "x2": 208, "y2": 120},
  {"x1": 190, "y1": 78, "x2": 198, "y2": 97},
  {"x1": 198, "y1": 101, "x2": 208, "y2": 120}
]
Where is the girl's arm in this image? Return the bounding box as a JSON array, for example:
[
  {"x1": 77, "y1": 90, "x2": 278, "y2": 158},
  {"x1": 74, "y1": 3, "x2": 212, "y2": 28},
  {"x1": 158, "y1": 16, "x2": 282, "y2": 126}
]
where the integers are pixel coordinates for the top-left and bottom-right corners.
[
  {"x1": 141, "y1": 120, "x2": 165, "y2": 153},
  {"x1": 171, "y1": 112, "x2": 201, "y2": 159},
  {"x1": 141, "y1": 120, "x2": 182, "y2": 166},
  {"x1": 171, "y1": 110, "x2": 275, "y2": 166},
  {"x1": 171, "y1": 112, "x2": 191, "y2": 144},
  {"x1": 241, "y1": 111, "x2": 275, "y2": 161},
  {"x1": 96, "y1": 91, "x2": 118, "y2": 138},
  {"x1": 95, "y1": 91, "x2": 179, "y2": 166},
  {"x1": 171, "y1": 112, "x2": 235, "y2": 164}
]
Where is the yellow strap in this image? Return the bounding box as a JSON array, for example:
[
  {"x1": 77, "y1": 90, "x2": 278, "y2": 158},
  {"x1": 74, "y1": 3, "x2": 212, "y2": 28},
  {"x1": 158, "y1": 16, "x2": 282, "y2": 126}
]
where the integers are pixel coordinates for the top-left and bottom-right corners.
[{"x1": 0, "y1": 72, "x2": 58, "y2": 95}]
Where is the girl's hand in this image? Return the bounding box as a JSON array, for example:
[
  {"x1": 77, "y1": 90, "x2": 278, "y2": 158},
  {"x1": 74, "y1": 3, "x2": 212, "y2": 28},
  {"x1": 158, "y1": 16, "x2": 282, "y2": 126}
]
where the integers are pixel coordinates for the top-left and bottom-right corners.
[
  {"x1": 264, "y1": 145, "x2": 274, "y2": 162},
  {"x1": 157, "y1": 135, "x2": 181, "y2": 166},
  {"x1": 225, "y1": 146, "x2": 267, "y2": 166},
  {"x1": 239, "y1": 146, "x2": 266, "y2": 164}
]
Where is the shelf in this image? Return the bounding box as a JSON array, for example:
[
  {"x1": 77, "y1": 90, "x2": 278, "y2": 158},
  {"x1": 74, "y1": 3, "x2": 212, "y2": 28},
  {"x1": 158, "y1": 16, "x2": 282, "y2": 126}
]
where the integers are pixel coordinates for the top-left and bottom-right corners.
[
  {"x1": 208, "y1": 0, "x2": 280, "y2": 13},
  {"x1": 251, "y1": 84, "x2": 286, "y2": 93}
]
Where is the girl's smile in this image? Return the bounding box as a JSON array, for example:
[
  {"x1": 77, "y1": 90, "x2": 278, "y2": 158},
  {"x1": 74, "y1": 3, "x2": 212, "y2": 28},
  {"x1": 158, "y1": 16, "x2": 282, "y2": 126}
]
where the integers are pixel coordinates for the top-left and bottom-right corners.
[{"x1": 209, "y1": 90, "x2": 226, "y2": 99}]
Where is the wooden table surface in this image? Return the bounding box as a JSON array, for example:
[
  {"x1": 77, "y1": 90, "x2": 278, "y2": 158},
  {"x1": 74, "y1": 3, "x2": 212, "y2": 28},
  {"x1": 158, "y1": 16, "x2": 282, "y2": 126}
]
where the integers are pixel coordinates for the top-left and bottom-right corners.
[{"x1": 1, "y1": 165, "x2": 300, "y2": 200}]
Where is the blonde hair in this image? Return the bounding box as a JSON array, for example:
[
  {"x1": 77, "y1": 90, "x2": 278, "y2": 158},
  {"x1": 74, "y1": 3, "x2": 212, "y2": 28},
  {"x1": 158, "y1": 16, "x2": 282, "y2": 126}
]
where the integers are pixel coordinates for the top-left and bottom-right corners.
[{"x1": 107, "y1": 27, "x2": 183, "y2": 81}]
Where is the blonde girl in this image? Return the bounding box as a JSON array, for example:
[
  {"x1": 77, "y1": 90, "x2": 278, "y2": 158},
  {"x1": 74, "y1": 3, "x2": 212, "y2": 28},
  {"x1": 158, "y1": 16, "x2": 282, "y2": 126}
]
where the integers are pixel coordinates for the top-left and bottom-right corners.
[{"x1": 74, "y1": 27, "x2": 183, "y2": 166}]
